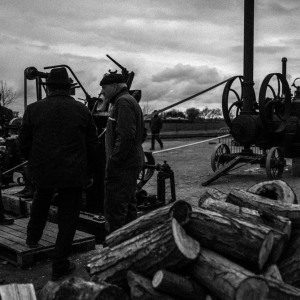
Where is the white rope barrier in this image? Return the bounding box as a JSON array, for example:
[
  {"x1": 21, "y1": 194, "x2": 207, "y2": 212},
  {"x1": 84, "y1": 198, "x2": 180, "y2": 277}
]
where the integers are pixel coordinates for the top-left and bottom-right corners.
[{"x1": 152, "y1": 134, "x2": 231, "y2": 154}]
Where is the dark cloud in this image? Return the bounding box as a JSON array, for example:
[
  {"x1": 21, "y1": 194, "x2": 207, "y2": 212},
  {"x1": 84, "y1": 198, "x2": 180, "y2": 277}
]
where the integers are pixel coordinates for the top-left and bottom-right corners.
[
  {"x1": 152, "y1": 64, "x2": 225, "y2": 85},
  {"x1": 1, "y1": 0, "x2": 299, "y2": 114},
  {"x1": 255, "y1": 45, "x2": 290, "y2": 54},
  {"x1": 141, "y1": 63, "x2": 229, "y2": 111}
]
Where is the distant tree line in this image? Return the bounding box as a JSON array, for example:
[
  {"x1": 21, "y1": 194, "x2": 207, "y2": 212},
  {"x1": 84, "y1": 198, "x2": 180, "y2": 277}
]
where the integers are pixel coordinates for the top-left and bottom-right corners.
[{"x1": 161, "y1": 107, "x2": 223, "y2": 122}]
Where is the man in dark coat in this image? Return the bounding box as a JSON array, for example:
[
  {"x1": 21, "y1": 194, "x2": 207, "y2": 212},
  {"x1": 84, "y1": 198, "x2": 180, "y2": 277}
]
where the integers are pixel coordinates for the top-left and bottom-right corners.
[
  {"x1": 100, "y1": 72, "x2": 144, "y2": 234},
  {"x1": 149, "y1": 110, "x2": 163, "y2": 150},
  {"x1": 18, "y1": 67, "x2": 98, "y2": 280}
]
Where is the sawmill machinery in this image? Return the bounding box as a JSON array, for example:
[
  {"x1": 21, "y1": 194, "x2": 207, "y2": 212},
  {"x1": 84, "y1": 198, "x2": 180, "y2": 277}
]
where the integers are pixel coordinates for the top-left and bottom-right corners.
[
  {"x1": 2, "y1": 56, "x2": 174, "y2": 212},
  {"x1": 203, "y1": 0, "x2": 300, "y2": 186}
]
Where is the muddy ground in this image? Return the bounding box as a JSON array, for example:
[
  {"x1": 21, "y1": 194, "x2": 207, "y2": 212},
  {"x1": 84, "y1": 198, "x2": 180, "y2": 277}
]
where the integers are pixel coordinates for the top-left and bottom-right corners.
[{"x1": 0, "y1": 137, "x2": 299, "y2": 296}]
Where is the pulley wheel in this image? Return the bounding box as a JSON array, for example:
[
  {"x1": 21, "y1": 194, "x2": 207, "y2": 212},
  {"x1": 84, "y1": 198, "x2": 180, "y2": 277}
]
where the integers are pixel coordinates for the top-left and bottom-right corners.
[
  {"x1": 211, "y1": 143, "x2": 230, "y2": 172},
  {"x1": 222, "y1": 76, "x2": 257, "y2": 127},
  {"x1": 265, "y1": 147, "x2": 285, "y2": 179},
  {"x1": 137, "y1": 151, "x2": 155, "y2": 189},
  {"x1": 259, "y1": 73, "x2": 291, "y2": 133}
]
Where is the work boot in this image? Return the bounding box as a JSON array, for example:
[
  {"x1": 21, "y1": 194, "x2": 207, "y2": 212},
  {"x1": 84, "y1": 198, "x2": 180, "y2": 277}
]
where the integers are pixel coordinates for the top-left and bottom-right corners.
[{"x1": 0, "y1": 214, "x2": 14, "y2": 225}]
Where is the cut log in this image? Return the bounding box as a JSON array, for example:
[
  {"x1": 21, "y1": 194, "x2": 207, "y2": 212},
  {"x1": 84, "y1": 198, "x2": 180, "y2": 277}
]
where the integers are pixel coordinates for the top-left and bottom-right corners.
[
  {"x1": 53, "y1": 277, "x2": 129, "y2": 300},
  {"x1": 170, "y1": 200, "x2": 192, "y2": 225},
  {"x1": 278, "y1": 230, "x2": 300, "y2": 287},
  {"x1": 198, "y1": 188, "x2": 227, "y2": 206},
  {"x1": 280, "y1": 229, "x2": 300, "y2": 260},
  {"x1": 190, "y1": 247, "x2": 269, "y2": 300},
  {"x1": 152, "y1": 269, "x2": 207, "y2": 300},
  {"x1": 266, "y1": 278, "x2": 300, "y2": 300},
  {"x1": 105, "y1": 203, "x2": 173, "y2": 247},
  {"x1": 262, "y1": 264, "x2": 283, "y2": 281},
  {"x1": 227, "y1": 188, "x2": 300, "y2": 227},
  {"x1": 248, "y1": 180, "x2": 297, "y2": 204},
  {"x1": 200, "y1": 197, "x2": 292, "y2": 238},
  {"x1": 199, "y1": 198, "x2": 289, "y2": 264},
  {"x1": 182, "y1": 206, "x2": 274, "y2": 271},
  {"x1": 278, "y1": 256, "x2": 300, "y2": 288},
  {"x1": 106, "y1": 201, "x2": 193, "y2": 248},
  {"x1": 0, "y1": 283, "x2": 36, "y2": 300},
  {"x1": 127, "y1": 271, "x2": 177, "y2": 300},
  {"x1": 87, "y1": 218, "x2": 200, "y2": 287},
  {"x1": 37, "y1": 281, "x2": 59, "y2": 300}
]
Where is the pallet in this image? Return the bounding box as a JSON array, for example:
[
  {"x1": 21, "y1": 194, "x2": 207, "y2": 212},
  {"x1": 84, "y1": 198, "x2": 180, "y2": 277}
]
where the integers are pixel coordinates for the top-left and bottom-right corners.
[
  {"x1": 2, "y1": 189, "x2": 106, "y2": 243},
  {"x1": 0, "y1": 218, "x2": 95, "y2": 268}
]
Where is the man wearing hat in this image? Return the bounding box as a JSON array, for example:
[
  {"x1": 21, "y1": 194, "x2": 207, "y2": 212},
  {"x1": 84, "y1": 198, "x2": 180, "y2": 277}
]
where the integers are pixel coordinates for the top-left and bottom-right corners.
[
  {"x1": 100, "y1": 72, "x2": 144, "y2": 234},
  {"x1": 18, "y1": 67, "x2": 98, "y2": 280}
]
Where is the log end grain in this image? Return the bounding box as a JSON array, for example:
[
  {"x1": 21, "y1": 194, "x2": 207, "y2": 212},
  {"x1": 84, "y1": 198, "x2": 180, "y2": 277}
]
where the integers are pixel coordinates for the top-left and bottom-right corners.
[
  {"x1": 248, "y1": 180, "x2": 297, "y2": 204},
  {"x1": 236, "y1": 277, "x2": 269, "y2": 300},
  {"x1": 170, "y1": 200, "x2": 192, "y2": 225},
  {"x1": 152, "y1": 270, "x2": 163, "y2": 288},
  {"x1": 172, "y1": 218, "x2": 200, "y2": 260}
]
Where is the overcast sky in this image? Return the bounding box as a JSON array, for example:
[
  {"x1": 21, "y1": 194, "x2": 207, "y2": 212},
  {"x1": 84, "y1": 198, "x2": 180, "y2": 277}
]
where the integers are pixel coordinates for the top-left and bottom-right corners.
[{"x1": 1, "y1": 0, "x2": 299, "y2": 115}]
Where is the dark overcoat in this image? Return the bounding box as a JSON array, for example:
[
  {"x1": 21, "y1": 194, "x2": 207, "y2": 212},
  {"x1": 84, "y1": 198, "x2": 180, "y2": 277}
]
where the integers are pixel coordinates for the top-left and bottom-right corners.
[
  {"x1": 18, "y1": 94, "x2": 98, "y2": 188},
  {"x1": 105, "y1": 89, "x2": 145, "y2": 173}
]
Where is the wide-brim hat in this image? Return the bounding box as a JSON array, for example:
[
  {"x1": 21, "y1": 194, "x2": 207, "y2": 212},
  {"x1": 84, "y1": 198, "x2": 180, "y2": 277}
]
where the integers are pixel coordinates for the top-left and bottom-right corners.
[
  {"x1": 42, "y1": 67, "x2": 76, "y2": 86},
  {"x1": 100, "y1": 73, "x2": 126, "y2": 86}
]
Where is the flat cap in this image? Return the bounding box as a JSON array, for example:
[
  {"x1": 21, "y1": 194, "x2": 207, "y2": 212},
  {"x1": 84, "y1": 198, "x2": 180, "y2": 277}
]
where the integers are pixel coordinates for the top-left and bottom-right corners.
[{"x1": 100, "y1": 73, "x2": 126, "y2": 86}]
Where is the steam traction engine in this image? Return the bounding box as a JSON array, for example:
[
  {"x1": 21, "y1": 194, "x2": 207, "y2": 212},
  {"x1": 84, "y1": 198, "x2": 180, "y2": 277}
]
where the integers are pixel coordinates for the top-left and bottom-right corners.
[{"x1": 203, "y1": 0, "x2": 300, "y2": 186}]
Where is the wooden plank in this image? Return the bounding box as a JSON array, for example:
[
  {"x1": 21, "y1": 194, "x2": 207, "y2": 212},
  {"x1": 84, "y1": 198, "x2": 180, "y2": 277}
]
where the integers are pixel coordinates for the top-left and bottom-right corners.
[
  {"x1": 0, "y1": 226, "x2": 54, "y2": 249},
  {"x1": 15, "y1": 218, "x2": 92, "y2": 240},
  {"x1": 0, "y1": 220, "x2": 58, "y2": 242},
  {"x1": 0, "y1": 217, "x2": 95, "y2": 267},
  {"x1": 1, "y1": 193, "x2": 104, "y2": 241},
  {"x1": 0, "y1": 283, "x2": 36, "y2": 300}
]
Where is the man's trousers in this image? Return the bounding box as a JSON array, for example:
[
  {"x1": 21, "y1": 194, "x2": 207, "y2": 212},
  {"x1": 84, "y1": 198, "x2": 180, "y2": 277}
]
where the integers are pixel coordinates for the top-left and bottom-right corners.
[
  {"x1": 27, "y1": 186, "x2": 82, "y2": 274},
  {"x1": 104, "y1": 168, "x2": 139, "y2": 234}
]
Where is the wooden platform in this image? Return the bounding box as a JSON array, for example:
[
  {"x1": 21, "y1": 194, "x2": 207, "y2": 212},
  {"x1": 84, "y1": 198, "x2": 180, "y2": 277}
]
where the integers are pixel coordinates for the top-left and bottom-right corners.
[
  {"x1": 0, "y1": 218, "x2": 95, "y2": 268},
  {"x1": 1, "y1": 188, "x2": 107, "y2": 243}
]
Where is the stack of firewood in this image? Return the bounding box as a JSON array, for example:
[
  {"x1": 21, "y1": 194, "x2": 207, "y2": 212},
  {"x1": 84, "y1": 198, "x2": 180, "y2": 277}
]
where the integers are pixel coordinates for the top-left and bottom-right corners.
[{"x1": 40, "y1": 180, "x2": 300, "y2": 300}]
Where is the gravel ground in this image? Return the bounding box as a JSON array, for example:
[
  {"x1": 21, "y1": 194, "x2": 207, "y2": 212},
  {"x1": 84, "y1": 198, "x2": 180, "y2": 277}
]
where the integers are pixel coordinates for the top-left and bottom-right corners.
[
  {"x1": 142, "y1": 137, "x2": 300, "y2": 206},
  {"x1": 1, "y1": 136, "x2": 299, "y2": 294}
]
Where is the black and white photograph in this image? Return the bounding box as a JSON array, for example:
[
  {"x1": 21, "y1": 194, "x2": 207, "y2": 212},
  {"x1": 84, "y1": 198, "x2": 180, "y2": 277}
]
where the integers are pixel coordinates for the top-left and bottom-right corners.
[{"x1": 1, "y1": 0, "x2": 300, "y2": 299}]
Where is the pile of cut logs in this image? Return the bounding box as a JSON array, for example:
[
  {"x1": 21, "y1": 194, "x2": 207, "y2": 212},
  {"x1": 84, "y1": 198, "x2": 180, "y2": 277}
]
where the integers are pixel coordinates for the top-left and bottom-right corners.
[{"x1": 38, "y1": 179, "x2": 300, "y2": 300}]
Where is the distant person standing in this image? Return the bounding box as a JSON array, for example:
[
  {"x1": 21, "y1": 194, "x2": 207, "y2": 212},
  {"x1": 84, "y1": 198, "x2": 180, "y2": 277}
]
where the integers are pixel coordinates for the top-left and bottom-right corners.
[
  {"x1": 149, "y1": 110, "x2": 163, "y2": 150},
  {"x1": 18, "y1": 67, "x2": 98, "y2": 281}
]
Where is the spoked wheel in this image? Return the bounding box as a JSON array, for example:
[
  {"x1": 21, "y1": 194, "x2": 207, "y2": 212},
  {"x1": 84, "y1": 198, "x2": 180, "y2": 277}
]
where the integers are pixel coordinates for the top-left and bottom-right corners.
[
  {"x1": 259, "y1": 73, "x2": 291, "y2": 133},
  {"x1": 137, "y1": 151, "x2": 155, "y2": 189},
  {"x1": 211, "y1": 143, "x2": 230, "y2": 172},
  {"x1": 222, "y1": 76, "x2": 257, "y2": 127},
  {"x1": 265, "y1": 147, "x2": 285, "y2": 179}
]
